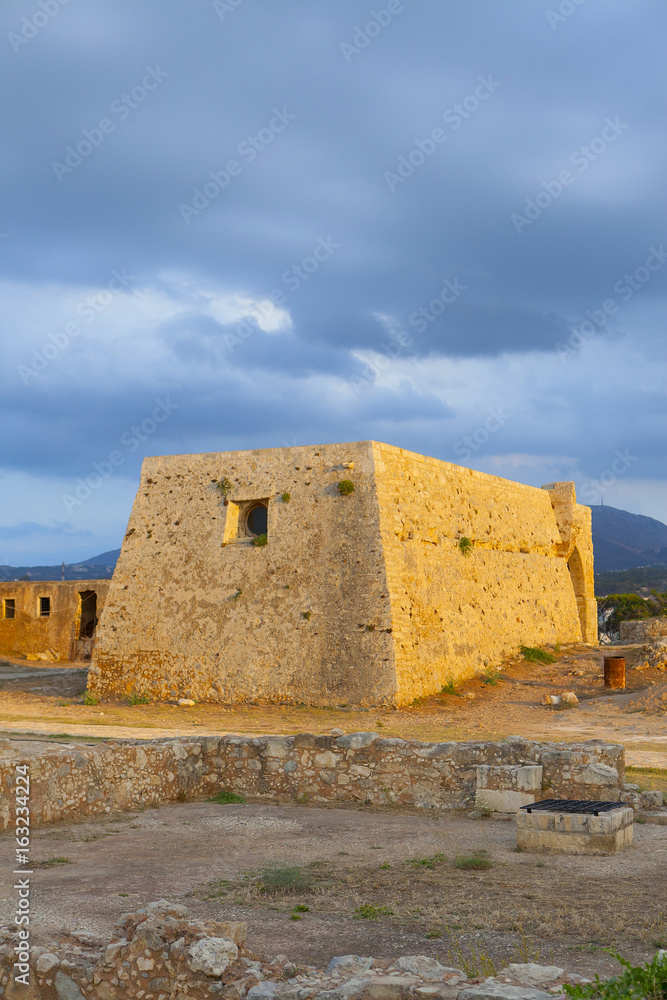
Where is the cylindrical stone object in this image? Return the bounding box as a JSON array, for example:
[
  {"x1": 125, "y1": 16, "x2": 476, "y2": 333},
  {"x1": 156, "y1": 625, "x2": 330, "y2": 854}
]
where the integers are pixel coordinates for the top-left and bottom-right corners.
[{"x1": 604, "y1": 656, "x2": 625, "y2": 690}]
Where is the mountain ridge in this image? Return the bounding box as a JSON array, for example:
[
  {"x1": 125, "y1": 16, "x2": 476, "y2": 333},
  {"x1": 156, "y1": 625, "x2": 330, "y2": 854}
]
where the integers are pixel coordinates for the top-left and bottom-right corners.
[{"x1": 1, "y1": 504, "x2": 666, "y2": 581}]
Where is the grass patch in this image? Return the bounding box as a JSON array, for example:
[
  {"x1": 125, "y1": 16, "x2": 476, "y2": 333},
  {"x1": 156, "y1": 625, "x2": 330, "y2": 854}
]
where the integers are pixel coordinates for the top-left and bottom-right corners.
[
  {"x1": 454, "y1": 850, "x2": 492, "y2": 871},
  {"x1": 257, "y1": 864, "x2": 313, "y2": 895},
  {"x1": 520, "y1": 644, "x2": 557, "y2": 664},
  {"x1": 354, "y1": 904, "x2": 394, "y2": 920},
  {"x1": 482, "y1": 667, "x2": 502, "y2": 685},
  {"x1": 202, "y1": 878, "x2": 230, "y2": 899},
  {"x1": 251, "y1": 533, "x2": 268, "y2": 547},
  {"x1": 407, "y1": 852, "x2": 447, "y2": 870},
  {"x1": 440, "y1": 679, "x2": 458, "y2": 695},
  {"x1": 626, "y1": 766, "x2": 667, "y2": 795},
  {"x1": 34, "y1": 856, "x2": 72, "y2": 868},
  {"x1": 81, "y1": 691, "x2": 99, "y2": 705},
  {"x1": 208, "y1": 790, "x2": 247, "y2": 805},
  {"x1": 126, "y1": 692, "x2": 150, "y2": 705}
]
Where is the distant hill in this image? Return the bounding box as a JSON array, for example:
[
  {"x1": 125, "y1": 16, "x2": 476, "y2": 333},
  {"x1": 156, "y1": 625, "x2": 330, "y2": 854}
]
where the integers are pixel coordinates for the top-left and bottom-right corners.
[
  {"x1": 595, "y1": 565, "x2": 667, "y2": 598},
  {"x1": 2, "y1": 502, "x2": 667, "y2": 589},
  {"x1": 0, "y1": 549, "x2": 120, "y2": 582},
  {"x1": 590, "y1": 505, "x2": 667, "y2": 573}
]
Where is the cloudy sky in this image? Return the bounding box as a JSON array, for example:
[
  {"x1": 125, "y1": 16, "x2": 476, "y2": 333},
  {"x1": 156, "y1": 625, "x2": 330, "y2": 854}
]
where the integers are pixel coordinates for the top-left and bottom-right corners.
[{"x1": 1, "y1": 0, "x2": 666, "y2": 565}]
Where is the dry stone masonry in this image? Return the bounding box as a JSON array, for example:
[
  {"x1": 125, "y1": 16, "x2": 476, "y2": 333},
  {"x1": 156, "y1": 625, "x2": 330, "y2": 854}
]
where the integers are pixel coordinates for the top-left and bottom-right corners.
[
  {"x1": 620, "y1": 617, "x2": 667, "y2": 643},
  {"x1": 0, "y1": 897, "x2": 613, "y2": 1000},
  {"x1": 90, "y1": 441, "x2": 597, "y2": 706},
  {"x1": 1, "y1": 732, "x2": 662, "y2": 833}
]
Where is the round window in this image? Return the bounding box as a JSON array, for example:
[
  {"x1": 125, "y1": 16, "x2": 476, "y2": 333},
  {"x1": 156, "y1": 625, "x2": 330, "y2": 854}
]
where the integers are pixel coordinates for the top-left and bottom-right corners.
[{"x1": 246, "y1": 504, "x2": 268, "y2": 536}]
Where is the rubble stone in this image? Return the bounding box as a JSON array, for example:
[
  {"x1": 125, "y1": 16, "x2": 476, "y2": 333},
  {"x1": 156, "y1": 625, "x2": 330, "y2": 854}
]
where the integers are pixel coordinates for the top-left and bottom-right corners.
[{"x1": 188, "y1": 936, "x2": 239, "y2": 976}]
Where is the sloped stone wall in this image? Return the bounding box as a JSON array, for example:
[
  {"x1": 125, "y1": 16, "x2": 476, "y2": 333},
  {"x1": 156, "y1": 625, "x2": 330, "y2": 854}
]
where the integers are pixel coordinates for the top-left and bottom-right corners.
[{"x1": 91, "y1": 441, "x2": 597, "y2": 707}]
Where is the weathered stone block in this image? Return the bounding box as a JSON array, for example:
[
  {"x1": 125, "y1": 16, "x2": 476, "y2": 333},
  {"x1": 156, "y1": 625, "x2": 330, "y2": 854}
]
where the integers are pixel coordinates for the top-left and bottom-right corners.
[
  {"x1": 475, "y1": 765, "x2": 542, "y2": 813},
  {"x1": 516, "y1": 805, "x2": 633, "y2": 855}
]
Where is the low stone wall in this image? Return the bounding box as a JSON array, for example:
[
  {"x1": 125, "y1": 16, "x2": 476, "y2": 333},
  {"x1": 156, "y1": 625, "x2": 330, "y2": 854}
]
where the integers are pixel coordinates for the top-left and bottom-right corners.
[
  {"x1": 0, "y1": 733, "x2": 632, "y2": 831},
  {"x1": 620, "y1": 617, "x2": 667, "y2": 642}
]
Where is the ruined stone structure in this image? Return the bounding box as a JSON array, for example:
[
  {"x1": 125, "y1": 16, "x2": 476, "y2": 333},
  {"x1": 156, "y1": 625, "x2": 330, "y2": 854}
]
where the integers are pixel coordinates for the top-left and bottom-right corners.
[
  {"x1": 620, "y1": 617, "x2": 667, "y2": 643},
  {"x1": 0, "y1": 734, "x2": 636, "y2": 831},
  {"x1": 0, "y1": 580, "x2": 109, "y2": 662},
  {"x1": 91, "y1": 441, "x2": 596, "y2": 705}
]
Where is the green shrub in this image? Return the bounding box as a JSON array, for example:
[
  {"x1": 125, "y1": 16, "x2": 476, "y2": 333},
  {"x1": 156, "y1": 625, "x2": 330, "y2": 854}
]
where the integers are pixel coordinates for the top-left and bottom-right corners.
[
  {"x1": 126, "y1": 692, "x2": 150, "y2": 705},
  {"x1": 251, "y1": 533, "x2": 268, "y2": 547},
  {"x1": 440, "y1": 679, "x2": 458, "y2": 695},
  {"x1": 454, "y1": 850, "x2": 492, "y2": 870},
  {"x1": 82, "y1": 691, "x2": 99, "y2": 705},
  {"x1": 563, "y1": 950, "x2": 667, "y2": 999},
  {"x1": 520, "y1": 645, "x2": 557, "y2": 664},
  {"x1": 281, "y1": 492, "x2": 291, "y2": 502},
  {"x1": 482, "y1": 667, "x2": 501, "y2": 685},
  {"x1": 458, "y1": 536, "x2": 473, "y2": 556},
  {"x1": 208, "y1": 790, "x2": 246, "y2": 805},
  {"x1": 337, "y1": 480, "x2": 355, "y2": 495},
  {"x1": 257, "y1": 864, "x2": 313, "y2": 894},
  {"x1": 597, "y1": 592, "x2": 666, "y2": 634}
]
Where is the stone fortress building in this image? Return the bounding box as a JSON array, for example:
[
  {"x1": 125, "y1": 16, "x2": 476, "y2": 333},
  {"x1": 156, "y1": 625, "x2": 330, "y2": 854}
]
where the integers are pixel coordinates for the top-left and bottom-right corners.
[{"x1": 89, "y1": 441, "x2": 597, "y2": 706}]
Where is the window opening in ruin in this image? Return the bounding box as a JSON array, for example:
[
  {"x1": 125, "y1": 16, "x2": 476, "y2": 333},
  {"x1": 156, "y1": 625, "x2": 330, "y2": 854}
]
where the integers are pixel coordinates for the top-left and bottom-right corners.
[
  {"x1": 78, "y1": 590, "x2": 98, "y2": 638},
  {"x1": 246, "y1": 503, "x2": 268, "y2": 537},
  {"x1": 3, "y1": 599, "x2": 15, "y2": 620},
  {"x1": 39, "y1": 596, "x2": 51, "y2": 617}
]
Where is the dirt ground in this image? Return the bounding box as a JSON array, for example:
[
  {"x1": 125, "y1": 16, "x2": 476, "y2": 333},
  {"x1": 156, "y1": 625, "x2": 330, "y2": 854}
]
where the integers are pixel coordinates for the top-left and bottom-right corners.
[
  {"x1": 0, "y1": 643, "x2": 665, "y2": 770},
  {"x1": 0, "y1": 643, "x2": 666, "y2": 981},
  {"x1": 0, "y1": 799, "x2": 665, "y2": 982}
]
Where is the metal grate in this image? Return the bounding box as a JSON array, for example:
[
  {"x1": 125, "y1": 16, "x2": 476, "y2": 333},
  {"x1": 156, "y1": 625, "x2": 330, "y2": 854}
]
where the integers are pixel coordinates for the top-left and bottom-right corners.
[{"x1": 521, "y1": 799, "x2": 625, "y2": 816}]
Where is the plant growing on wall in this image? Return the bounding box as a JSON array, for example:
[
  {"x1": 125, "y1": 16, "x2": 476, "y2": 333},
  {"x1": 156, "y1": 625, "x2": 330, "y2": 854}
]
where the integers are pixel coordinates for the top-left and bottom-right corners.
[
  {"x1": 213, "y1": 477, "x2": 232, "y2": 497},
  {"x1": 252, "y1": 533, "x2": 268, "y2": 547},
  {"x1": 458, "y1": 536, "x2": 473, "y2": 556},
  {"x1": 338, "y1": 480, "x2": 355, "y2": 495},
  {"x1": 281, "y1": 492, "x2": 291, "y2": 502}
]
